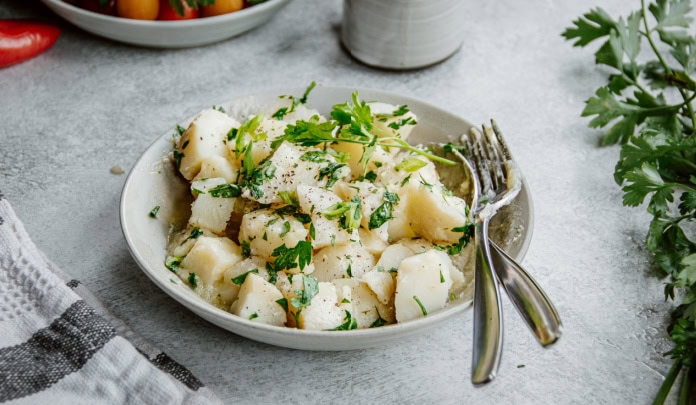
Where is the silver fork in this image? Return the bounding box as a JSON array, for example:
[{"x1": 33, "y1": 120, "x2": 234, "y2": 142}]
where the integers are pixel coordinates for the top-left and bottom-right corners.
[{"x1": 464, "y1": 121, "x2": 562, "y2": 384}]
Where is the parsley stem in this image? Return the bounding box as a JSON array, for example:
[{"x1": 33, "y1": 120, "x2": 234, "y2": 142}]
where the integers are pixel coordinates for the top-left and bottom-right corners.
[
  {"x1": 653, "y1": 361, "x2": 681, "y2": 405},
  {"x1": 640, "y1": 0, "x2": 696, "y2": 129}
]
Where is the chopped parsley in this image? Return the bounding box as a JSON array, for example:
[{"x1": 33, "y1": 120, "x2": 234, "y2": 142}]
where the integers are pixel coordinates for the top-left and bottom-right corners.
[
  {"x1": 330, "y1": 310, "x2": 358, "y2": 330},
  {"x1": 188, "y1": 272, "x2": 199, "y2": 289},
  {"x1": 243, "y1": 159, "x2": 276, "y2": 200},
  {"x1": 317, "y1": 162, "x2": 346, "y2": 188},
  {"x1": 185, "y1": 227, "x2": 203, "y2": 241},
  {"x1": 290, "y1": 274, "x2": 320, "y2": 309},
  {"x1": 231, "y1": 268, "x2": 259, "y2": 285},
  {"x1": 240, "y1": 240, "x2": 251, "y2": 258},
  {"x1": 413, "y1": 295, "x2": 427, "y2": 316},
  {"x1": 370, "y1": 307, "x2": 388, "y2": 328},
  {"x1": 436, "y1": 224, "x2": 475, "y2": 255},
  {"x1": 172, "y1": 150, "x2": 184, "y2": 170},
  {"x1": 276, "y1": 297, "x2": 289, "y2": 312},
  {"x1": 208, "y1": 184, "x2": 242, "y2": 198},
  {"x1": 322, "y1": 196, "x2": 362, "y2": 230},
  {"x1": 149, "y1": 205, "x2": 161, "y2": 218},
  {"x1": 279, "y1": 221, "x2": 291, "y2": 238},
  {"x1": 279, "y1": 190, "x2": 299, "y2": 206},
  {"x1": 368, "y1": 191, "x2": 399, "y2": 230},
  {"x1": 395, "y1": 157, "x2": 427, "y2": 172},
  {"x1": 271, "y1": 241, "x2": 313, "y2": 272},
  {"x1": 165, "y1": 255, "x2": 183, "y2": 272},
  {"x1": 249, "y1": 313, "x2": 258, "y2": 320},
  {"x1": 176, "y1": 124, "x2": 186, "y2": 136},
  {"x1": 440, "y1": 270, "x2": 445, "y2": 283}
]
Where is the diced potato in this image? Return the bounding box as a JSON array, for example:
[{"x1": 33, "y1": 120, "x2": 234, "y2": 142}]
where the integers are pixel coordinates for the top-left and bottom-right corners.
[
  {"x1": 398, "y1": 238, "x2": 435, "y2": 254},
  {"x1": 362, "y1": 270, "x2": 395, "y2": 305},
  {"x1": 298, "y1": 281, "x2": 345, "y2": 330},
  {"x1": 368, "y1": 102, "x2": 418, "y2": 142},
  {"x1": 297, "y1": 184, "x2": 357, "y2": 249},
  {"x1": 242, "y1": 143, "x2": 350, "y2": 204},
  {"x1": 230, "y1": 273, "x2": 286, "y2": 326},
  {"x1": 189, "y1": 193, "x2": 236, "y2": 235},
  {"x1": 333, "y1": 279, "x2": 395, "y2": 328},
  {"x1": 176, "y1": 109, "x2": 240, "y2": 180},
  {"x1": 313, "y1": 243, "x2": 375, "y2": 282},
  {"x1": 274, "y1": 272, "x2": 303, "y2": 327},
  {"x1": 179, "y1": 236, "x2": 243, "y2": 286},
  {"x1": 167, "y1": 226, "x2": 213, "y2": 258},
  {"x1": 238, "y1": 208, "x2": 309, "y2": 264},
  {"x1": 219, "y1": 256, "x2": 268, "y2": 303},
  {"x1": 228, "y1": 118, "x2": 288, "y2": 165},
  {"x1": 374, "y1": 243, "x2": 413, "y2": 273},
  {"x1": 358, "y1": 228, "x2": 389, "y2": 256},
  {"x1": 190, "y1": 177, "x2": 227, "y2": 197},
  {"x1": 406, "y1": 186, "x2": 470, "y2": 244},
  {"x1": 334, "y1": 181, "x2": 388, "y2": 230},
  {"x1": 193, "y1": 155, "x2": 238, "y2": 183},
  {"x1": 395, "y1": 250, "x2": 454, "y2": 322},
  {"x1": 330, "y1": 142, "x2": 391, "y2": 180}
]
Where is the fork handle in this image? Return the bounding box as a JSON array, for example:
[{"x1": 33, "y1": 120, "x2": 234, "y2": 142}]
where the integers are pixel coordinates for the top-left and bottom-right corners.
[
  {"x1": 489, "y1": 241, "x2": 562, "y2": 347},
  {"x1": 471, "y1": 217, "x2": 504, "y2": 385}
]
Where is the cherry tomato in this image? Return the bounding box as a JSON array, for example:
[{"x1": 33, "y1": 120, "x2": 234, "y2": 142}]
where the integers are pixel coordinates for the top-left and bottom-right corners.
[
  {"x1": 81, "y1": 0, "x2": 117, "y2": 16},
  {"x1": 117, "y1": 0, "x2": 160, "y2": 20},
  {"x1": 0, "y1": 20, "x2": 61, "y2": 68},
  {"x1": 201, "y1": 0, "x2": 244, "y2": 17},
  {"x1": 158, "y1": 0, "x2": 200, "y2": 20}
]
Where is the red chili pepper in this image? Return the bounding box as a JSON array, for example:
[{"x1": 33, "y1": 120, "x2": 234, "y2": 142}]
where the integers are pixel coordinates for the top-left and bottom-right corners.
[{"x1": 0, "y1": 20, "x2": 61, "y2": 68}]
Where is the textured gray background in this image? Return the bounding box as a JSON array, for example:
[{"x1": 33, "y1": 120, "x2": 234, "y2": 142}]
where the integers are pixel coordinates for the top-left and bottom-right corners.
[{"x1": 0, "y1": 0, "x2": 674, "y2": 403}]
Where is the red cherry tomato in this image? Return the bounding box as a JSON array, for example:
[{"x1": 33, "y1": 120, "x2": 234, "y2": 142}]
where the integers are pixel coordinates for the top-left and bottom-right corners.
[
  {"x1": 0, "y1": 20, "x2": 61, "y2": 68},
  {"x1": 81, "y1": 0, "x2": 117, "y2": 16},
  {"x1": 158, "y1": 0, "x2": 200, "y2": 20}
]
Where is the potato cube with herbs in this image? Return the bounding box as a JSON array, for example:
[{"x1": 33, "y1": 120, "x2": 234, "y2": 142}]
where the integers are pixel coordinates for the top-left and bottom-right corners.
[
  {"x1": 238, "y1": 208, "x2": 309, "y2": 265},
  {"x1": 176, "y1": 109, "x2": 240, "y2": 180},
  {"x1": 395, "y1": 249, "x2": 454, "y2": 322},
  {"x1": 230, "y1": 273, "x2": 286, "y2": 327},
  {"x1": 179, "y1": 236, "x2": 243, "y2": 287},
  {"x1": 333, "y1": 278, "x2": 395, "y2": 328},
  {"x1": 313, "y1": 243, "x2": 375, "y2": 282},
  {"x1": 298, "y1": 281, "x2": 346, "y2": 331},
  {"x1": 189, "y1": 191, "x2": 236, "y2": 235},
  {"x1": 297, "y1": 184, "x2": 358, "y2": 249}
]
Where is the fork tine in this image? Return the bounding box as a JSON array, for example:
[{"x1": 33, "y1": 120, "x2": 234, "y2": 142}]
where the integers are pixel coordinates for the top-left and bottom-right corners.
[
  {"x1": 466, "y1": 127, "x2": 495, "y2": 196},
  {"x1": 490, "y1": 120, "x2": 513, "y2": 162},
  {"x1": 481, "y1": 125, "x2": 505, "y2": 191}
]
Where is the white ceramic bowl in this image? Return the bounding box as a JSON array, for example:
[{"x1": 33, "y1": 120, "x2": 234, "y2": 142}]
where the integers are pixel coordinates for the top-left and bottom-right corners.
[
  {"x1": 120, "y1": 85, "x2": 534, "y2": 350},
  {"x1": 40, "y1": 0, "x2": 290, "y2": 48}
]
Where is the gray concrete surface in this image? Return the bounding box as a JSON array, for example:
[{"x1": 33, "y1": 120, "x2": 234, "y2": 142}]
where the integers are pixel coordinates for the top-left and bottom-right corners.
[{"x1": 1, "y1": 0, "x2": 674, "y2": 403}]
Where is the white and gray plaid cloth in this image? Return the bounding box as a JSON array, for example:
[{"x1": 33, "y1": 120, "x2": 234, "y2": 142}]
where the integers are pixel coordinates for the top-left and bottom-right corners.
[{"x1": 0, "y1": 192, "x2": 222, "y2": 404}]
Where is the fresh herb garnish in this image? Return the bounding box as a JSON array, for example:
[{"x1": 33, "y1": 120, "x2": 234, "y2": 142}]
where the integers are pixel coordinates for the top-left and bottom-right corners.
[
  {"x1": 188, "y1": 272, "x2": 199, "y2": 289},
  {"x1": 413, "y1": 295, "x2": 427, "y2": 316},
  {"x1": 370, "y1": 307, "x2": 388, "y2": 328},
  {"x1": 317, "y1": 162, "x2": 346, "y2": 188},
  {"x1": 272, "y1": 81, "x2": 317, "y2": 120},
  {"x1": 395, "y1": 157, "x2": 427, "y2": 172},
  {"x1": 271, "y1": 241, "x2": 313, "y2": 272},
  {"x1": 172, "y1": 150, "x2": 184, "y2": 170},
  {"x1": 564, "y1": 2, "x2": 696, "y2": 401},
  {"x1": 290, "y1": 274, "x2": 320, "y2": 309},
  {"x1": 185, "y1": 227, "x2": 203, "y2": 241},
  {"x1": 368, "y1": 191, "x2": 399, "y2": 229},
  {"x1": 330, "y1": 310, "x2": 358, "y2": 330},
  {"x1": 208, "y1": 183, "x2": 242, "y2": 198},
  {"x1": 149, "y1": 205, "x2": 161, "y2": 218},
  {"x1": 322, "y1": 196, "x2": 362, "y2": 230},
  {"x1": 271, "y1": 90, "x2": 455, "y2": 167},
  {"x1": 165, "y1": 255, "x2": 183, "y2": 272},
  {"x1": 276, "y1": 297, "x2": 289, "y2": 312},
  {"x1": 231, "y1": 268, "x2": 259, "y2": 286}
]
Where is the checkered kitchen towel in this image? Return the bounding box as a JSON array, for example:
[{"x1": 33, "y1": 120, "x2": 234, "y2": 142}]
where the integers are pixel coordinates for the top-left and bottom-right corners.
[{"x1": 0, "y1": 192, "x2": 222, "y2": 405}]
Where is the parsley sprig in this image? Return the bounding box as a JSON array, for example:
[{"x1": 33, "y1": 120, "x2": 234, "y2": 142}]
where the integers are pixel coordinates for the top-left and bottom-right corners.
[
  {"x1": 564, "y1": 1, "x2": 696, "y2": 402},
  {"x1": 271, "y1": 91, "x2": 456, "y2": 168}
]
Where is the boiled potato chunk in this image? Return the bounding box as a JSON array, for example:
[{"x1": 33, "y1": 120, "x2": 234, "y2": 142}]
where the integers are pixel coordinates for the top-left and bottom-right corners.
[
  {"x1": 298, "y1": 281, "x2": 345, "y2": 330},
  {"x1": 333, "y1": 279, "x2": 395, "y2": 328},
  {"x1": 395, "y1": 250, "x2": 454, "y2": 322},
  {"x1": 368, "y1": 102, "x2": 417, "y2": 142},
  {"x1": 297, "y1": 184, "x2": 357, "y2": 249},
  {"x1": 189, "y1": 192, "x2": 236, "y2": 235},
  {"x1": 362, "y1": 270, "x2": 395, "y2": 305},
  {"x1": 219, "y1": 256, "x2": 268, "y2": 303},
  {"x1": 230, "y1": 273, "x2": 286, "y2": 326},
  {"x1": 313, "y1": 243, "x2": 375, "y2": 282},
  {"x1": 180, "y1": 236, "x2": 243, "y2": 286},
  {"x1": 358, "y1": 228, "x2": 388, "y2": 255},
  {"x1": 375, "y1": 243, "x2": 414, "y2": 273},
  {"x1": 242, "y1": 142, "x2": 349, "y2": 204},
  {"x1": 193, "y1": 155, "x2": 238, "y2": 183},
  {"x1": 177, "y1": 109, "x2": 240, "y2": 180},
  {"x1": 407, "y1": 189, "x2": 469, "y2": 244},
  {"x1": 238, "y1": 208, "x2": 309, "y2": 264}
]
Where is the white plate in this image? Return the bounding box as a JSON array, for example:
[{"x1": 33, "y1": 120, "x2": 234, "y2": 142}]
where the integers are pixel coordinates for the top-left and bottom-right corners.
[
  {"x1": 120, "y1": 86, "x2": 534, "y2": 350},
  {"x1": 41, "y1": 0, "x2": 290, "y2": 48}
]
